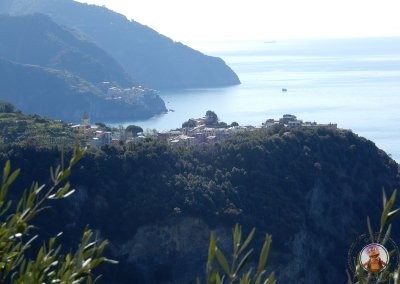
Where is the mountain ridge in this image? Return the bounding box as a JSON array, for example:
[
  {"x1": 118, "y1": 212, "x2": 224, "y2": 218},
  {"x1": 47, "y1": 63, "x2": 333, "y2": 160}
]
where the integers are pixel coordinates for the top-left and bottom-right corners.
[
  {"x1": 0, "y1": 0, "x2": 241, "y2": 89},
  {"x1": 0, "y1": 13, "x2": 133, "y2": 88}
]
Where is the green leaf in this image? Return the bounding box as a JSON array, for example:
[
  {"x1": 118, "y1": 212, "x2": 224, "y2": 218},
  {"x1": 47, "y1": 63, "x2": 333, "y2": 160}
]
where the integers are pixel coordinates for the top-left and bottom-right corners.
[
  {"x1": 254, "y1": 270, "x2": 265, "y2": 284},
  {"x1": 6, "y1": 169, "x2": 20, "y2": 187},
  {"x1": 233, "y1": 224, "x2": 241, "y2": 255},
  {"x1": 207, "y1": 233, "x2": 217, "y2": 270},
  {"x1": 215, "y1": 249, "x2": 230, "y2": 276},
  {"x1": 235, "y1": 249, "x2": 253, "y2": 275},
  {"x1": 3, "y1": 160, "x2": 11, "y2": 184},
  {"x1": 264, "y1": 272, "x2": 276, "y2": 284},
  {"x1": 209, "y1": 268, "x2": 221, "y2": 284},
  {"x1": 381, "y1": 224, "x2": 392, "y2": 246},
  {"x1": 57, "y1": 168, "x2": 71, "y2": 183},
  {"x1": 387, "y1": 208, "x2": 400, "y2": 221},
  {"x1": 238, "y1": 228, "x2": 255, "y2": 256},
  {"x1": 382, "y1": 189, "x2": 387, "y2": 208},
  {"x1": 380, "y1": 190, "x2": 397, "y2": 230},
  {"x1": 241, "y1": 271, "x2": 251, "y2": 284},
  {"x1": 257, "y1": 234, "x2": 272, "y2": 273}
]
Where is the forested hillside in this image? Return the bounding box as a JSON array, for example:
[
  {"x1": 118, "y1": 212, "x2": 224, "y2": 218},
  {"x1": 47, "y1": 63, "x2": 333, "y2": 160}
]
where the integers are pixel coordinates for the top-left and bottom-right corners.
[
  {"x1": 1, "y1": 123, "x2": 398, "y2": 283},
  {"x1": 0, "y1": 14, "x2": 133, "y2": 87}
]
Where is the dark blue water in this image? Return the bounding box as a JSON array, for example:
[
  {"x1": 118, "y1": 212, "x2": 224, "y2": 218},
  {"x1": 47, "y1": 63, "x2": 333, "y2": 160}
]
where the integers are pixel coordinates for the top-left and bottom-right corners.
[{"x1": 118, "y1": 37, "x2": 400, "y2": 161}]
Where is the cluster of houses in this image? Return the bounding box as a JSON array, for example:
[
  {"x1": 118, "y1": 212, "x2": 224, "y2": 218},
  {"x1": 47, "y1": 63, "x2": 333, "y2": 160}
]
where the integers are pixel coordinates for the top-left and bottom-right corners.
[
  {"x1": 97, "y1": 82, "x2": 159, "y2": 103},
  {"x1": 72, "y1": 113, "x2": 128, "y2": 147},
  {"x1": 158, "y1": 125, "x2": 251, "y2": 147},
  {"x1": 264, "y1": 114, "x2": 337, "y2": 129},
  {"x1": 156, "y1": 114, "x2": 337, "y2": 147},
  {"x1": 75, "y1": 113, "x2": 337, "y2": 148}
]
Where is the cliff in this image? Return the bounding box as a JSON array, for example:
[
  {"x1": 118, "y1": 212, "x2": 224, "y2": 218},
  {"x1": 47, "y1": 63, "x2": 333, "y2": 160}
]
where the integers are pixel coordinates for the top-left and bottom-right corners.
[
  {"x1": 1, "y1": 123, "x2": 399, "y2": 283},
  {"x1": 0, "y1": 0, "x2": 241, "y2": 89}
]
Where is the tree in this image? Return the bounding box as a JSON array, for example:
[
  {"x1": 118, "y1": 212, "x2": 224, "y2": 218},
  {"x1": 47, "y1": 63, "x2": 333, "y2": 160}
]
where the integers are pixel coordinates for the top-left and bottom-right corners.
[
  {"x1": 0, "y1": 101, "x2": 17, "y2": 113},
  {"x1": 182, "y1": 119, "x2": 197, "y2": 128},
  {"x1": 0, "y1": 146, "x2": 115, "y2": 283},
  {"x1": 230, "y1": 122, "x2": 239, "y2": 127},
  {"x1": 217, "y1": 122, "x2": 228, "y2": 128},
  {"x1": 205, "y1": 111, "x2": 219, "y2": 126},
  {"x1": 126, "y1": 125, "x2": 143, "y2": 136}
]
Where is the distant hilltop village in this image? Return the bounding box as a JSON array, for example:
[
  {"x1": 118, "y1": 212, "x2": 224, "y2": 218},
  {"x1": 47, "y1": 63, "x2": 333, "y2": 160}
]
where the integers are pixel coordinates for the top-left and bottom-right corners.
[
  {"x1": 97, "y1": 82, "x2": 159, "y2": 103},
  {"x1": 76, "y1": 111, "x2": 337, "y2": 148}
]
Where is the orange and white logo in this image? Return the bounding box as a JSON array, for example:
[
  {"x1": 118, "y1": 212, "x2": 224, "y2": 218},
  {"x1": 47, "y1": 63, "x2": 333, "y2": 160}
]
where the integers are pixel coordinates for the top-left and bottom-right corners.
[{"x1": 359, "y1": 243, "x2": 389, "y2": 273}]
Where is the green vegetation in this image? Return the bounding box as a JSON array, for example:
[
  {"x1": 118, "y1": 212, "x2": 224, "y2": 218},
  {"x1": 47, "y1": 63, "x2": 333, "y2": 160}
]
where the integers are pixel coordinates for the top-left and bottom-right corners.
[
  {"x1": 0, "y1": 107, "x2": 83, "y2": 147},
  {"x1": 0, "y1": 14, "x2": 133, "y2": 87},
  {"x1": 182, "y1": 111, "x2": 238, "y2": 129},
  {"x1": 0, "y1": 147, "x2": 113, "y2": 283},
  {"x1": 349, "y1": 190, "x2": 400, "y2": 283},
  {"x1": 0, "y1": 111, "x2": 398, "y2": 282},
  {"x1": 0, "y1": 101, "x2": 19, "y2": 114},
  {"x1": 182, "y1": 119, "x2": 197, "y2": 128},
  {"x1": 125, "y1": 125, "x2": 144, "y2": 136},
  {"x1": 205, "y1": 110, "x2": 219, "y2": 126},
  {"x1": 199, "y1": 224, "x2": 275, "y2": 284}
]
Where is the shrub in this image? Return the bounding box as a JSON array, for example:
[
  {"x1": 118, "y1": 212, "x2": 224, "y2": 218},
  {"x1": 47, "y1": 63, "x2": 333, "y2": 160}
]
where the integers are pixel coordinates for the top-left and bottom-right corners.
[{"x1": 0, "y1": 146, "x2": 115, "y2": 283}]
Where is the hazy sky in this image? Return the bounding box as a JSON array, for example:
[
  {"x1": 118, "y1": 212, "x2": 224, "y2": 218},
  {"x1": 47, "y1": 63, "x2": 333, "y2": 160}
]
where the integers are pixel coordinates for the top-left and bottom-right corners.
[{"x1": 76, "y1": 0, "x2": 400, "y2": 44}]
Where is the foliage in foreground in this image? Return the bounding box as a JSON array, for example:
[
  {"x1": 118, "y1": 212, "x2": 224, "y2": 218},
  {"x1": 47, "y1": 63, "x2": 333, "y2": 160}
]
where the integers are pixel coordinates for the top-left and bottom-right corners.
[
  {"x1": 0, "y1": 147, "x2": 114, "y2": 283},
  {"x1": 199, "y1": 224, "x2": 276, "y2": 284},
  {"x1": 349, "y1": 190, "x2": 400, "y2": 284}
]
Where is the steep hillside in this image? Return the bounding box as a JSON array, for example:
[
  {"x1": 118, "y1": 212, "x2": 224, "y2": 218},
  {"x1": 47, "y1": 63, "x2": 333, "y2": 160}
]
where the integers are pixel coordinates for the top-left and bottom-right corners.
[
  {"x1": 0, "y1": 0, "x2": 241, "y2": 89},
  {"x1": 1, "y1": 124, "x2": 399, "y2": 283},
  {"x1": 0, "y1": 101, "x2": 82, "y2": 146},
  {"x1": 0, "y1": 59, "x2": 166, "y2": 122},
  {"x1": 0, "y1": 14, "x2": 133, "y2": 87}
]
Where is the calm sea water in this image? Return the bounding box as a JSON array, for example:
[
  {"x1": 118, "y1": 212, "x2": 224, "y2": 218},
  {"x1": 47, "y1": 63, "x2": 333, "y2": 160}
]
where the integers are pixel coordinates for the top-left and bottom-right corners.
[{"x1": 119, "y1": 37, "x2": 400, "y2": 161}]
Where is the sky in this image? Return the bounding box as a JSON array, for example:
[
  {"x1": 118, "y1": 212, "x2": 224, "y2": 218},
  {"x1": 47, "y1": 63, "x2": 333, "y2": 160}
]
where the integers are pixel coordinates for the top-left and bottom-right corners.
[{"x1": 75, "y1": 0, "x2": 400, "y2": 44}]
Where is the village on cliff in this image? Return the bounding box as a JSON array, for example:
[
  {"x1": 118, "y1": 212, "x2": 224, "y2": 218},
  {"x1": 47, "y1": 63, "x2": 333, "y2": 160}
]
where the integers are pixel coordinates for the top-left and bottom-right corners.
[{"x1": 74, "y1": 112, "x2": 337, "y2": 148}]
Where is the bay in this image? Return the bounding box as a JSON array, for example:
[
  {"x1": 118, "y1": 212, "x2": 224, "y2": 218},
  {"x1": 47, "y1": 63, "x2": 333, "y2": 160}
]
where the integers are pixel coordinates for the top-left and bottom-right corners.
[{"x1": 116, "y1": 37, "x2": 400, "y2": 161}]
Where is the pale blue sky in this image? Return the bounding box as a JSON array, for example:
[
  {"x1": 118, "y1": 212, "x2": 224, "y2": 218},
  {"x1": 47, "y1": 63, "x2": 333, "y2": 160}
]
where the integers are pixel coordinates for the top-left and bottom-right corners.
[{"x1": 76, "y1": 0, "x2": 400, "y2": 45}]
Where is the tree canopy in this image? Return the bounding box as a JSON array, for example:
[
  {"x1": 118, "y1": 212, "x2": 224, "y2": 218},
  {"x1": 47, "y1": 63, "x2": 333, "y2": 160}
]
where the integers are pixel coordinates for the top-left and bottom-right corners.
[
  {"x1": 0, "y1": 100, "x2": 17, "y2": 113},
  {"x1": 126, "y1": 125, "x2": 143, "y2": 135},
  {"x1": 205, "y1": 110, "x2": 219, "y2": 126}
]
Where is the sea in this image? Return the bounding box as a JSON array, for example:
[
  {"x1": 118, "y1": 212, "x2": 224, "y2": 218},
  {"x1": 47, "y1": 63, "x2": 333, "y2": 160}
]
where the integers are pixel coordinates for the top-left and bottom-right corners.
[{"x1": 117, "y1": 37, "x2": 400, "y2": 162}]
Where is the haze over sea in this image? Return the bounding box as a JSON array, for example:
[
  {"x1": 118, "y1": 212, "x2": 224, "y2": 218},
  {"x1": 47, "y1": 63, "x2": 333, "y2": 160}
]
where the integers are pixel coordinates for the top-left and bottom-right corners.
[{"x1": 121, "y1": 37, "x2": 400, "y2": 162}]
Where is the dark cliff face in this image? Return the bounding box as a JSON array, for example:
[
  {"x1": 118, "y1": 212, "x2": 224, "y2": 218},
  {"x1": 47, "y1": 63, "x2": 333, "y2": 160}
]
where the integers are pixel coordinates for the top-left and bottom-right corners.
[
  {"x1": 0, "y1": 0, "x2": 241, "y2": 89},
  {"x1": 1, "y1": 125, "x2": 399, "y2": 283}
]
